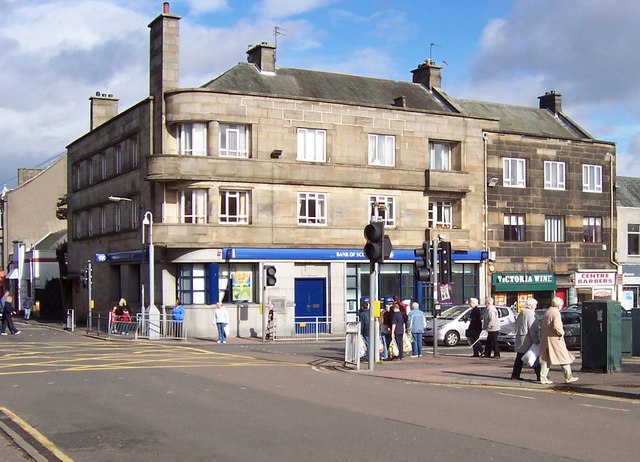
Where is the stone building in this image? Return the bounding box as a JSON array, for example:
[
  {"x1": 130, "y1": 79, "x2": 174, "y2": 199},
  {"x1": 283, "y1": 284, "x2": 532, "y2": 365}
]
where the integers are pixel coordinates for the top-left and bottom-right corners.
[
  {"x1": 616, "y1": 176, "x2": 640, "y2": 309},
  {"x1": 65, "y1": 4, "x2": 616, "y2": 337}
]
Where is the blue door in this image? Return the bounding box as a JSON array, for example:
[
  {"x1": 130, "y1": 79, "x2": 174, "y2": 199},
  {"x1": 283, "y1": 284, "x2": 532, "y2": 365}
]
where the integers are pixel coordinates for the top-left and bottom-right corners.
[{"x1": 294, "y1": 278, "x2": 327, "y2": 333}]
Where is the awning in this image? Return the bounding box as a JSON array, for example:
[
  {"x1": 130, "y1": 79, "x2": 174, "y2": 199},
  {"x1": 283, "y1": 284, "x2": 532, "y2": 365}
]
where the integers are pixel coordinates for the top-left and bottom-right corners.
[{"x1": 6, "y1": 268, "x2": 19, "y2": 279}]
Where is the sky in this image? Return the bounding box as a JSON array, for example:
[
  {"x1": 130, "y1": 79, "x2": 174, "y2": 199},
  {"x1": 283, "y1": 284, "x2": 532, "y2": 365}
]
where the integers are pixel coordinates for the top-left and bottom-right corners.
[{"x1": 2, "y1": 0, "x2": 640, "y2": 189}]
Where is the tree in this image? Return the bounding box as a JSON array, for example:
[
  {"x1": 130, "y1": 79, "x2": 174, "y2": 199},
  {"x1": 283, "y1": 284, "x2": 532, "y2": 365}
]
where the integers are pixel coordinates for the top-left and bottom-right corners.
[{"x1": 56, "y1": 194, "x2": 67, "y2": 220}]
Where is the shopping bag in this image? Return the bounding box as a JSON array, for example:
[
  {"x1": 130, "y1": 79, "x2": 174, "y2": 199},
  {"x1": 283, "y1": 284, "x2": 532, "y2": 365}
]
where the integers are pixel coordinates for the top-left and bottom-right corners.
[
  {"x1": 359, "y1": 335, "x2": 367, "y2": 357},
  {"x1": 224, "y1": 324, "x2": 230, "y2": 336},
  {"x1": 389, "y1": 338, "x2": 400, "y2": 357},
  {"x1": 402, "y1": 333, "x2": 413, "y2": 353},
  {"x1": 522, "y1": 343, "x2": 540, "y2": 367}
]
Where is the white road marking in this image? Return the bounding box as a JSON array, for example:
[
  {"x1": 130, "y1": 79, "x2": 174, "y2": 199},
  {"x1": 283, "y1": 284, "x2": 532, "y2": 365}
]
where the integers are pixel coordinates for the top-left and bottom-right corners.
[{"x1": 578, "y1": 403, "x2": 629, "y2": 412}]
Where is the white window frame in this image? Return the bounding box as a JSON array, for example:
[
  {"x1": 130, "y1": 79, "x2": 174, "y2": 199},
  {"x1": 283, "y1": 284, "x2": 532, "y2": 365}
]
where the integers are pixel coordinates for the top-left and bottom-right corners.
[
  {"x1": 131, "y1": 200, "x2": 139, "y2": 230},
  {"x1": 101, "y1": 152, "x2": 107, "y2": 179},
  {"x1": 115, "y1": 144, "x2": 122, "y2": 174},
  {"x1": 219, "y1": 190, "x2": 250, "y2": 224},
  {"x1": 582, "y1": 164, "x2": 603, "y2": 193},
  {"x1": 177, "y1": 123, "x2": 207, "y2": 156},
  {"x1": 74, "y1": 213, "x2": 82, "y2": 240},
  {"x1": 545, "y1": 215, "x2": 565, "y2": 242},
  {"x1": 428, "y1": 201, "x2": 453, "y2": 229},
  {"x1": 179, "y1": 189, "x2": 208, "y2": 224},
  {"x1": 298, "y1": 192, "x2": 327, "y2": 225},
  {"x1": 100, "y1": 207, "x2": 106, "y2": 235},
  {"x1": 544, "y1": 161, "x2": 566, "y2": 190},
  {"x1": 369, "y1": 195, "x2": 396, "y2": 227},
  {"x1": 368, "y1": 134, "x2": 395, "y2": 166},
  {"x1": 115, "y1": 203, "x2": 122, "y2": 232},
  {"x1": 131, "y1": 137, "x2": 139, "y2": 168},
  {"x1": 296, "y1": 128, "x2": 326, "y2": 162},
  {"x1": 503, "y1": 158, "x2": 526, "y2": 188},
  {"x1": 88, "y1": 211, "x2": 94, "y2": 237},
  {"x1": 583, "y1": 216, "x2": 603, "y2": 243},
  {"x1": 429, "y1": 141, "x2": 451, "y2": 171},
  {"x1": 628, "y1": 224, "x2": 640, "y2": 256},
  {"x1": 219, "y1": 124, "x2": 249, "y2": 158},
  {"x1": 88, "y1": 159, "x2": 94, "y2": 185}
]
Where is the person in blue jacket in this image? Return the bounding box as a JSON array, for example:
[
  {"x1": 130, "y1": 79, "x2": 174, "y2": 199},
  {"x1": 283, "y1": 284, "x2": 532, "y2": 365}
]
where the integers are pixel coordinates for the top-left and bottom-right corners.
[{"x1": 172, "y1": 299, "x2": 185, "y2": 337}]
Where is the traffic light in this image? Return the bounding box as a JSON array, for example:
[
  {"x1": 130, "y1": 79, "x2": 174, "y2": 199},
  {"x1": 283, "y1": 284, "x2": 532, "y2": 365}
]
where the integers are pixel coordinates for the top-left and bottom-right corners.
[
  {"x1": 81, "y1": 269, "x2": 87, "y2": 288},
  {"x1": 414, "y1": 241, "x2": 432, "y2": 282},
  {"x1": 265, "y1": 265, "x2": 277, "y2": 286},
  {"x1": 363, "y1": 221, "x2": 385, "y2": 264},
  {"x1": 439, "y1": 241, "x2": 452, "y2": 284}
]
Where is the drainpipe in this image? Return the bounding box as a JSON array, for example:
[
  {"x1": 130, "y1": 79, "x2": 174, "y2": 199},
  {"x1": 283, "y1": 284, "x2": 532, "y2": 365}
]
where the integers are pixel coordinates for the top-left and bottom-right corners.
[
  {"x1": 483, "y1": 131, "x2": 490, "y2": 300},
  {"x1": 608, "y1": 152, "x2": 620, "y2": 299}
]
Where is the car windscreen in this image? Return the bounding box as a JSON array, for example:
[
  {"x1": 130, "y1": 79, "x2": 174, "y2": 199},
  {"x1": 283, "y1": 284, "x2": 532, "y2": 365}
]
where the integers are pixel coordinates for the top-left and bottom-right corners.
[{"x1": 439, "y1": 305, "x2": 469, "y2": 320}]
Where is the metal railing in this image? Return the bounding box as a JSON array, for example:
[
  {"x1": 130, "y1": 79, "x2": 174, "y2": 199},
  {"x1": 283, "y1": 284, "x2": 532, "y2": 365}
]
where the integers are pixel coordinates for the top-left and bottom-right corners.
[
  {"x1": 85, "y1": 312, "x2": 186, "y2": 341},
  {"x1": 270, "y1": 315, "x2": 349, "y2": 341}
]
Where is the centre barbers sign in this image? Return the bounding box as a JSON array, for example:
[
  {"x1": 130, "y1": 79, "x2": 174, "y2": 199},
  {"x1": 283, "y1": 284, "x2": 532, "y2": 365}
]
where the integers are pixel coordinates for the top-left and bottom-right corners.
[{"x1": 574, "y1": 271, "x2": 616, "y2": 287}]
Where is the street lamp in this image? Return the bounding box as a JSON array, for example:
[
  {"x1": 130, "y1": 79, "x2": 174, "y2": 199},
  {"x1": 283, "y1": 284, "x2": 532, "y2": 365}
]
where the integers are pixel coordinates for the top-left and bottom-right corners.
[{"x1": 142, "y1": 211, "x2": 154, "y2": 309}]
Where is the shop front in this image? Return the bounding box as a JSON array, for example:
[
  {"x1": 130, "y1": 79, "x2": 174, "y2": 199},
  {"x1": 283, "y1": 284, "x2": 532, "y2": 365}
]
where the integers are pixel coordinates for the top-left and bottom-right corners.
[
  {"x1": 573, "y1": 270, "x2": 617, "y2": 303},
  {"x1": 621, "y1": 264, "x2": 640, "y2": 309},
  {"x1": 491, "y1": 272, "x2": 557, "y2": 312}
]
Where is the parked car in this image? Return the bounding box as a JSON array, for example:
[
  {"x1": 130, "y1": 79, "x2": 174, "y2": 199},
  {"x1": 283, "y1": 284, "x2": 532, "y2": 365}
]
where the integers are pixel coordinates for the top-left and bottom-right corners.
[
  {"x1": 497, "y1": 308, "x2": 582, "y2": 351},
  {"x1": 424, "y1": 304, "x2": 516, "y2": 347}
]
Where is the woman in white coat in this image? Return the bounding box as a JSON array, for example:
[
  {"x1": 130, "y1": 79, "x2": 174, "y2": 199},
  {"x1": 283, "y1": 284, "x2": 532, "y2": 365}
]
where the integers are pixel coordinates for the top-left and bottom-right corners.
[
  {"x1": 538, "y1": 296, "x2": 579, "y2": 384},
  {"x1": 213, "y1": 302, "x2": 230, "y2": 343},
  {"x1": 510, "y1": 298, "x2": 540, "y2": 381}
]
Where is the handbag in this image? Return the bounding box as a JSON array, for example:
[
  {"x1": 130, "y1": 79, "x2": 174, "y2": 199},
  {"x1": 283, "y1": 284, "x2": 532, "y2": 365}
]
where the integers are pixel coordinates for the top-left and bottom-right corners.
[{"x1": 522, "y1": 343, "x2": 540, "y2": 367}]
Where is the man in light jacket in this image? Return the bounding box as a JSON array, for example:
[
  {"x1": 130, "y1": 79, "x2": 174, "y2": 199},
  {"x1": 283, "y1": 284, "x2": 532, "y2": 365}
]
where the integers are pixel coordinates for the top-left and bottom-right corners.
[
  {"x1": 408, "y1": 301, "x2": 426, "y2": 357},
  {"x1": 482, "y1": 297, "x2": 500, "y2": 358},
  {"x1": 510, "y1": 298, "x2": 540, "y2": 381}
]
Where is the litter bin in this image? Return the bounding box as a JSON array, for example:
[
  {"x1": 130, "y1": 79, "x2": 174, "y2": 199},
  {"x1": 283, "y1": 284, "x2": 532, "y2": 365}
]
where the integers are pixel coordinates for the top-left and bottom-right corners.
[
  {"x1": 621, "y1": 316, "x2": 632, "y2": 358},
  {"x1": 632, "y1": 308, "x2": 640, "y2": 357},
  {"x1": 581, "y1": 300, "x2": 622, "y2": 373}
]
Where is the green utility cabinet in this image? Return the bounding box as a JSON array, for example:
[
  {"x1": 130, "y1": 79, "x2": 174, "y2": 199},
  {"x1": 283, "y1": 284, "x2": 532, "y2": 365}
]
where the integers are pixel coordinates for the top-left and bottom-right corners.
[{"x1": 581, "y1": 300, "x2": 622, "y2": 373}]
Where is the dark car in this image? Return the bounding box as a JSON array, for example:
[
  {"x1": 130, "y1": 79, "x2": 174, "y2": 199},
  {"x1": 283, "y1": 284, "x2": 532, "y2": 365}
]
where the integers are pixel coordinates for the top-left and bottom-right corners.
[{"x1": 497, "y1": 308, "x2": 582, "y2": 350}]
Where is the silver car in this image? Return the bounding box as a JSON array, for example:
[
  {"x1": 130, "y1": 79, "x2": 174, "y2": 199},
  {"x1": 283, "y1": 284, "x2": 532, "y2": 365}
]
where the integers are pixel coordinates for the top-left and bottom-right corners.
[{"x1": 424, "y1": 304, "x2": 516, "y2": 347}]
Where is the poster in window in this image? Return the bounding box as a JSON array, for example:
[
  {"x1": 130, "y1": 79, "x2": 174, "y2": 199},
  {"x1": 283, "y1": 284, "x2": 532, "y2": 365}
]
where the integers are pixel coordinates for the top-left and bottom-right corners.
[{"x1": 232, "y1": 271, "x2": 252, "y2": 301}]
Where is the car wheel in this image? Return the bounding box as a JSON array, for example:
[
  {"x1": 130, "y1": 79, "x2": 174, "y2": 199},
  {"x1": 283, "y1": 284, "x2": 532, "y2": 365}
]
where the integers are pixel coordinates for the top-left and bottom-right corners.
[{"x1": 444, "y1": 330, "x2": 460, "y2": 347}]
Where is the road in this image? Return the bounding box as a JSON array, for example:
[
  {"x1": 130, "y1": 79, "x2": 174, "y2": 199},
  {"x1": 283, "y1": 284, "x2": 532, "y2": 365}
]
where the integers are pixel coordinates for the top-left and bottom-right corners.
[{"x1": 1, "y1": 324, "x2": 638, "y2": 461}]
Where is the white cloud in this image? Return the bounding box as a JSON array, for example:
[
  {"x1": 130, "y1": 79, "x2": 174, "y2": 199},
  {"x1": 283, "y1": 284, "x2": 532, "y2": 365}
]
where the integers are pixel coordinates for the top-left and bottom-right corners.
[{"x1": 253, "y1": 0, "x2": 336, "y2": 19}]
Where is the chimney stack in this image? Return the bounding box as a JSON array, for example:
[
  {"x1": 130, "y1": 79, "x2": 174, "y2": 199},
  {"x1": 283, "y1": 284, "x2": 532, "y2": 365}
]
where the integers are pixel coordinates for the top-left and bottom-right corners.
[
  {"x1": 247, "y1": 42, "x2": 276, "y2": 73},
  {"x1": 538, "y1": 90, "x2": 562, "y2": 114},
  {"x1": 411, "y1": 59, "x2": 442, "y2": 90},
  {"x1": 89, "y1": 93, "x2": 119, "y2": 130}
]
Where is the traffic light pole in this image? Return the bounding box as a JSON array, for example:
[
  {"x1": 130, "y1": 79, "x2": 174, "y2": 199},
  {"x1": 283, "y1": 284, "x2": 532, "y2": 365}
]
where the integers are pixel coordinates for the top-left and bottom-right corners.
[
  {"x1": 368, "y1": 262, "x2": 377, "y2": 370},
  {"x1": 86, "y1": 260, "x2": 92, "y2": 330},
  {"x1": 432, "y1": 239, "x2": 439, "y2": 356}
]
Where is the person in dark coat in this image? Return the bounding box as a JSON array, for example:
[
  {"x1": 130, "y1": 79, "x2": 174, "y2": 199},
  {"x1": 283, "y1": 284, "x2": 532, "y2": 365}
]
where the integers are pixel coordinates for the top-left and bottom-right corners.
[
  {"x1": 358, "y1": 300, "x2": 371, "y2": 358},
  {"x1": 467, "y1": 298, "x2": 484, "y2": 357},
  {"x1": 390, "y1": 302, "x2": 406, "y2": 360},
  {"x1": 1, "y1": 295, "x2": 21, "y2": 336}
]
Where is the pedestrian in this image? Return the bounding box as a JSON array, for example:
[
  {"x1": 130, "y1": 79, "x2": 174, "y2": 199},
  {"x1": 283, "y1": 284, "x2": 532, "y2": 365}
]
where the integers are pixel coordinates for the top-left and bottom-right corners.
[
  {"x1": 110, "y1": 305, "x2": 120, "y2": 334},
  {"x1": 379, "y1": 306, "x2": 391, "y2": 360},
  {"x1": 213, "y1": 302, "x2": 230, "y2": 343},
  {"x1": 358, "y1": 300, "x2": 371, "y2": 359},
  {"x1": 23, "y1": 296, "x2": 33, "y2": 320},
  {"x1": 390, "y1": 302, "x2": 406, "y2": 360},
  {"x1": 539, "y1": 296, "x2": 579, "y2": 384},
  {"x1": 408, "y1": 301, "x2": 425, "y2": 357},
  {"x1": 482, "y1": 297, "x2": 500, "y2": 358},
  {"x1": 1, "y1": 295, "x2": 21, "y2": 336},
  {"x1": 172, "y1": 298, "x2": 185, "y2": 338},
  {"x1": 510, "y1": 297, "x2": 541, "y2": 381},
  {"x1": 0, "y1": 290, "x2": 9, "y2": 309},
  {"x1": 466, "y1": 297, "x2": 484, "y2": 357}
]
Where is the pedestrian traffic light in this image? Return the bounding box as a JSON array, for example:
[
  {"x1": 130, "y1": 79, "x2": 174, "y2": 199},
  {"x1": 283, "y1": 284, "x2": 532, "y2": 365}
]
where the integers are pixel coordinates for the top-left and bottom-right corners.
[
  {"x1": 364, "y1": 221, "x2": 385, "y2": 264},
  {"x1": 438, "y1": 241, "x2": 452, "y2": 284},
  {"x1": 81, "y1": 269, "x2": 87, "y2": 288},
  {"x1": 265, "y1": 265, "x2": 277, "y2": 286},
  {"x1": 414, "y1": 241, "x2": 432, "y2": 282}
]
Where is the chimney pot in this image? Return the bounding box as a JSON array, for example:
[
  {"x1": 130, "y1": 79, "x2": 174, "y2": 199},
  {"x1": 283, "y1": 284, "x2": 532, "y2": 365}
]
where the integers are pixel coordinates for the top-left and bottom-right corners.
[{"x1": 163, "y1": 2, "x2": 170, "y2": 14}]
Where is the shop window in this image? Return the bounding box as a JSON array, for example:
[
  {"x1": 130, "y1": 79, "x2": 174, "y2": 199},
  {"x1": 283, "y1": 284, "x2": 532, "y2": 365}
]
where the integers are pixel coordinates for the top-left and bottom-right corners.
[{"x1": 177, "y1": 264, "x2": 208, "y2": 304}]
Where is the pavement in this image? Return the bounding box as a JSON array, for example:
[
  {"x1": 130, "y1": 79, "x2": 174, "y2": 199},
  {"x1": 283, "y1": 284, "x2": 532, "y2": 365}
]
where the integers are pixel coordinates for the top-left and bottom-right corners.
[{"x1": 1, "y1": 320, "x2": 640, "y2": 461}]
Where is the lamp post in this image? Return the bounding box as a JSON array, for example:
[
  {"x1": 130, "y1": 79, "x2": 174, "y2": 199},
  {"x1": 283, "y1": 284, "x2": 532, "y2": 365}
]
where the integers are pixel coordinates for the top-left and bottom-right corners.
[
  {"x1": 142, "y1": 211, "x2": 160, "y2": 339},
  {"x1": 142, "y1": 211, "x2": 154, "y2": 309}
]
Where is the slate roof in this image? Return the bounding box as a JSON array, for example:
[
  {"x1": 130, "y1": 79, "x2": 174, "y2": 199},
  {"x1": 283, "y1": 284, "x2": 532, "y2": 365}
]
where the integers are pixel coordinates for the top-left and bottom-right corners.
[
  {"x1": 34, "y1": 229, "x2": 67, "y2": 251},
  {"x1": 455, "y1": 99, "x2": 591, "y2": 140},
  {"x1": 203, "y1": 62, "x2": 598, "y2": 141},
  {"x1": 616, "y1": 176, "x2": 640, "y2": 207},
  {"x1": 202, "y1": 63, "x2": 454, "y2": 113}
]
